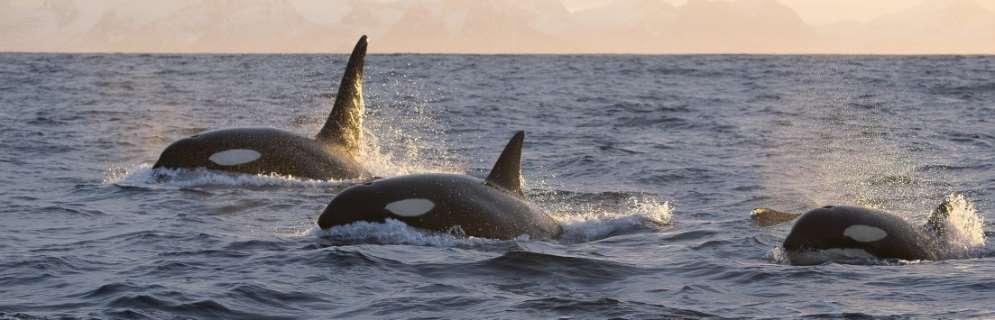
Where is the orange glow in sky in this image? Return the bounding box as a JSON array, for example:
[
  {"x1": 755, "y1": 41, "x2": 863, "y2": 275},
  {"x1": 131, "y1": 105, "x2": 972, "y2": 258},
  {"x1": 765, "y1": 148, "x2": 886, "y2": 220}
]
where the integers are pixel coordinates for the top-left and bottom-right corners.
[{"x1": 2, "y1": 0, "x2": 993, "y2": 54}]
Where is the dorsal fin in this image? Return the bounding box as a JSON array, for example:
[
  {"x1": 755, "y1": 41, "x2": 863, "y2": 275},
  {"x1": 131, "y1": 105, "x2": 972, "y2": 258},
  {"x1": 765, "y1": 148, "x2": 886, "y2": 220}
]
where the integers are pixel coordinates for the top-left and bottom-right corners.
[
  {"x1": 924, "y1": 193, "x2": 959, "y2": 239},
  {"x1": 316, "y1": 35, "x2": 367, "y2": 154},
  {"x1": 751, "y1": 208, "x2": 801, "y2": 227},
  {"x1": 486, "y1": 131, "x2": 525, "y2": 197}
]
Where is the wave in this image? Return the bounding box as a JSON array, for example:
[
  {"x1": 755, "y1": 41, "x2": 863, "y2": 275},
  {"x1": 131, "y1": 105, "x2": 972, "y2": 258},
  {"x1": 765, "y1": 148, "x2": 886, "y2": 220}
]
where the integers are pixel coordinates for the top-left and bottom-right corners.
[
  {"x1": 767, "y1": 246, "x2": 915, "y2": 266},
  {"x1": 308, "y1": 219, "x2": 507, "y2": 247},
  {"x1": 554, "y1": 196, "x2": 673, "y2": 242},
  {"x1": 106, "y1": 295, "x2": 291, "y2": 320},
  {"x1": 103, "y1": 163, "x2": 355, "y2": 189},
  {"x1": 514, "y1": 297, "x2": 717, "y2": 319}
]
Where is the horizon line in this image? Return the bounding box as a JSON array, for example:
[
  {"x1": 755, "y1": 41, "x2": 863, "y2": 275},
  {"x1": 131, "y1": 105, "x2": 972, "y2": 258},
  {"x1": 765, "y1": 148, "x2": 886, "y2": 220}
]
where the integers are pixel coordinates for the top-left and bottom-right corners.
[{"x1": 4, "y1": 50, "x2": 995, "y2": 56}]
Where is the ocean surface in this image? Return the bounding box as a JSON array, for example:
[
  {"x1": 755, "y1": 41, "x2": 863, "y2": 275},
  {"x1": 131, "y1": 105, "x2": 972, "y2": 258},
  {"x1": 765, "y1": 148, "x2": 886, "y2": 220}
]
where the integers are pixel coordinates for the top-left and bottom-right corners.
[{"x1": 1, "y1": 53, "x2": 994, "y2": 319}]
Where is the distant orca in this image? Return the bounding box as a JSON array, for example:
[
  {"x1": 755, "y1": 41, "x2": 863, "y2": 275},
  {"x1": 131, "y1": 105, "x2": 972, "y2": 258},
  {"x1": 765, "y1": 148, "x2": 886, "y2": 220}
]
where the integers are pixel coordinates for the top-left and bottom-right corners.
[
  {"x1": 317, "y1": 131, "x2": 563, "y2": 240},
  {"x1": 153, "y1": 36, "x2": 370, "y2": 180},
  {"x1": 753, "y1": 198, "x2": 957, "y2": 264}
]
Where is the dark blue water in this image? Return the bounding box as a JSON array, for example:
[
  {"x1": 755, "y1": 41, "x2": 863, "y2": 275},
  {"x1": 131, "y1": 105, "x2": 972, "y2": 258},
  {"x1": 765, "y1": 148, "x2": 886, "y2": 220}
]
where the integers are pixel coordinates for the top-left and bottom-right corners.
[{"x1": 1, "y1": 53, "x2": 994, "y2": 319}]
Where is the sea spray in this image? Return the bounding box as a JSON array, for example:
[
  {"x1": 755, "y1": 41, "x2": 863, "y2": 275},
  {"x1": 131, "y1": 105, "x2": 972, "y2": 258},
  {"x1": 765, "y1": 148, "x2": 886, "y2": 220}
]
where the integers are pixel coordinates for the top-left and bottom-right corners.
[
  {"x1": 104, "y1": 163, "x2": 353, "y2": 189},
  {"x1": 933, "y1": 193, "x2": 986, "y2": 259},
  {"x1": 553, "y1": 196, "x2": 674, "y2": 242}
]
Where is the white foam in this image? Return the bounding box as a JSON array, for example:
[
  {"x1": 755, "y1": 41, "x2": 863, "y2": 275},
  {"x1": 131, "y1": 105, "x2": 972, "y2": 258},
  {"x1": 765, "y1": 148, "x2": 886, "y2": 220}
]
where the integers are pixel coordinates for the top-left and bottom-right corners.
[
  {"x1": 308, "y1": 219, "x2": 514, "y2": 247},
  {"x1": 104, "y1": 163, "x2": 354, "y2": 189},
  {"x1": 933, "y1": 193, "x2": 986, "y2": 259},
  {"x1": 768, "y1": 246, "x2": 920, "y2": 266},
  {"x1": 385, "y1": 198, "x2": 435, "y2": 217},
  {"x1": 554, "y1": 196, "x2": 674, "y2": 242},
  {"x1": 209, "y1": 149, "x2": 261, "y2": 166},
  {"x1": 786, "y1": 248, "x2": 883, "y2": 265},
  {"x1": 844, "y1": 225, "x2": 888, "y2": 242}
]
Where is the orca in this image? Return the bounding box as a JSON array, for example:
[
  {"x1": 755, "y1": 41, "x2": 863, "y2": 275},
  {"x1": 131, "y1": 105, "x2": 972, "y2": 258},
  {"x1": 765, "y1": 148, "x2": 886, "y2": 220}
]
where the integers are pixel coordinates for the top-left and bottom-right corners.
[
  {"x1": 153, "y1": 36, "x2": 370, "y2": 180},
  {"x1": 317, "y1": 131, "x2": 563, "y2": 240},
  {"x1": 753, "y1": 198, "x2": 958, "y2": 264}
]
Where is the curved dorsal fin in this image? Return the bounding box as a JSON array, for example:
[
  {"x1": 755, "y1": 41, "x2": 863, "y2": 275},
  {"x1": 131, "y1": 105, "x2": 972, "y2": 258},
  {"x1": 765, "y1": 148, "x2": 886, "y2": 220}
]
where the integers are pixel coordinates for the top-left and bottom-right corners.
[
  {"x1": 486, "y1": 131, "x2": 525, "y2": 197},
  {"x1": 924, "y1": 193, "x2": 961, "y2": 238},
  {"x1": 316, "y1": 35, "x2": 367, "y2": 155}
]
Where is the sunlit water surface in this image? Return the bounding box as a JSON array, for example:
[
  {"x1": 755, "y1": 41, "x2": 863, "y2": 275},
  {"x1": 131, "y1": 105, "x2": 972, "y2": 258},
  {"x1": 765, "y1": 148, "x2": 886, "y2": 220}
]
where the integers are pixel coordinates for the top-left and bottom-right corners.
[{"x1": 1, "y1": 53, "x2": 993, "y2": 319}]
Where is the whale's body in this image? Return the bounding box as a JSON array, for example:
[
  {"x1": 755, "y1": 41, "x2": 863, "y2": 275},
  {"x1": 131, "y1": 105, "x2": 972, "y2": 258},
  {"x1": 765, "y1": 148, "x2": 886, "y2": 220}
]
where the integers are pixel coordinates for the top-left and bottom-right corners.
[
  {"x1": 783, "y1": 206, "x2": 935, "y2": 264},
  {"x1": 754, "y1": 197, "x2": 963, "y2": 265},
  {"x1": 153, "y1": 36, "x2": 370, "y2": 180},
  {"x1": 154, "y1": 128, "x2": 365, "y2": 179},
  {"x1": 317, "y1": 131, "x2": 562, "y2": 240}
]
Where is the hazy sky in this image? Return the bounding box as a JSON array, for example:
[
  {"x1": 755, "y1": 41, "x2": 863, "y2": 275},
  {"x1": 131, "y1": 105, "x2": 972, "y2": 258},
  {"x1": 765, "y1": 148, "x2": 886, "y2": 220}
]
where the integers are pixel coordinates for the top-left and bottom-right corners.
[
  {"x1": 569, "y1": 0, "x2": 995, "y2": 24},
  {"x1": 2, "y1": 0, "x2": 994, "y2": 53}
]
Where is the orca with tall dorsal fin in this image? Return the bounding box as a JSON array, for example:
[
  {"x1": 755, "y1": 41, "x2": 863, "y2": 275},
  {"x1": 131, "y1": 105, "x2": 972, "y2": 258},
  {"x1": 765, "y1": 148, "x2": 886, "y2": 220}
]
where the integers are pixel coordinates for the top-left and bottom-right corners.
[
  {"x1": 317, "y1": 131, "x2": 563, "y2": 240},
  {"x1": 753, "y1": 195, "x2": 966, "y2": 264},
  {"x1": 153, "y1": 35, "x2": 370, "y2": 180}
]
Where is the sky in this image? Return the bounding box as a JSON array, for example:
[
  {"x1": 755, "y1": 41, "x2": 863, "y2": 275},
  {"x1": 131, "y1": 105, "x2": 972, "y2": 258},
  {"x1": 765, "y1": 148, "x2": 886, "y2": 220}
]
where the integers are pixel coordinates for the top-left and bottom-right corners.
[
  {"x1": 2, "y1": 0, "x2": 994, "y2": 54},
  {"x1": 568, "y1": 0, "x2": 995, "y2": 25}
]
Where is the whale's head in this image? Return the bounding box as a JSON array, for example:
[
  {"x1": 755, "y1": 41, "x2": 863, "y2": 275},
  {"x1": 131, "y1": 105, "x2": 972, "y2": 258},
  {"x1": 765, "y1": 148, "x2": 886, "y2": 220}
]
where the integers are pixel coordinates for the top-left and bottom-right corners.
[
  {"x1": 152, "y1": 128, "x2": 292, "y2": 171},
  {"x1": 317, "y1": 174, "x2": 473, "y2": 230},
  {"x1": 782, "y1": 205, "x2": 934, "y2": 263},
  {"x1": 153, "y1": 133, "x2": 217, "y2": 169},
  {"x1": 783, "y1": 206, "x2": 888, "y2": 251}
]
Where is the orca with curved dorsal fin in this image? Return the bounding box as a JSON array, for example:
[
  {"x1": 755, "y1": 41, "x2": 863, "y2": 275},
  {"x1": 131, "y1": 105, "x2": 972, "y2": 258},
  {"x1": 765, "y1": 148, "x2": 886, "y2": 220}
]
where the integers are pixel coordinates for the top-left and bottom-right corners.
[
  {"x1": 153, "y1": 35, "x2": 370, "y2": 180},
  {"x1": 317, "y1": 131, "x2": 562, "y2": 240}
]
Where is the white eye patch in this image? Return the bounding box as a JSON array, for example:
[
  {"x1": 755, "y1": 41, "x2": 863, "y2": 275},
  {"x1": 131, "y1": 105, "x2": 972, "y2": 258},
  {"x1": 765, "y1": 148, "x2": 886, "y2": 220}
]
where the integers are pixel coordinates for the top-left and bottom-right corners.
[
  {"x1": 385, "y1": 199, "x2": 435, "y2": 217},
  {"x1": 209, "y1": 149, "x2": 262, "y2": 166},
  {"x1": 844, "y1": 225, "x2": 888, "y2": 242}
]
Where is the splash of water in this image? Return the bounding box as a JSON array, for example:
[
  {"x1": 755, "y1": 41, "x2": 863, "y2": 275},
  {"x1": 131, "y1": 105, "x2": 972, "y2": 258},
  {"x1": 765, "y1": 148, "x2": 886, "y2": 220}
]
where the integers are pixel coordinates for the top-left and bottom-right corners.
[
  {"x1": 553, "y1": 196, "x2": 674, "y2": 242},
  {"x1": 308, "y1": 219, "x2": 511, "y2": 247},
  {"x1": 768, "y1": 246, "x2": 917, "y2": 266},
  {"x1": 354, "y1": 93, "x2": 462, "y2": 177},
  {"x1": 933, "y1": 193, "x2": 986, "y2": 259},
  {"x1": 358, "y1": 126, "x2": 462, "y2": 178},
  {"x1": 103, "y1": 163, "x2": 353, "y2": 189}
]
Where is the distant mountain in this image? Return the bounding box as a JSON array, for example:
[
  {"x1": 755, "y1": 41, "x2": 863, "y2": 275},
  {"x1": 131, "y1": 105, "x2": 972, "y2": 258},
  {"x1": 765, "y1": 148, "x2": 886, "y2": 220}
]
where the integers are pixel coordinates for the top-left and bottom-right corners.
[
  {"x1": 0, "y1": 0, "x2": 992, "y2": 53},
  {"x1": 811, "y1": 0, "x2": 995, "y2": 54},
  {"x1": 380, "y1": 0, "x2": 573, "y2": 53},
  {"x1": 570, "y1": 0, "x2": 679, "y2": 52},
  {"x1": 569, "y1": 0, "x2": 813, "y2": 53},
  {"x1": 862, "y1": 0, "x2": 995, "y2": 54},
  {"x1": 71, "y1": 0, "x2": 357, "y2": 52},
  {"x1": 673, "y1": 0, "x2": 815, "y2": 53},
  {"x1": 0, "y1": 0, "x2": 73, "y2": 51}
]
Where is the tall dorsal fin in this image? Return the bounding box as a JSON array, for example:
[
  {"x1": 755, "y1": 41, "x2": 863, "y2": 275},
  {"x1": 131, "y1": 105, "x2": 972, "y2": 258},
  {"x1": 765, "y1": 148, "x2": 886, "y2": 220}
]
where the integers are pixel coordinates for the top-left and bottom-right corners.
[
  {"x1": 486, "y1": 131, "x2": 525, "y2": 197},
  {"x1": 316, "y1": 35, "x2": 367, "y2": 154}
]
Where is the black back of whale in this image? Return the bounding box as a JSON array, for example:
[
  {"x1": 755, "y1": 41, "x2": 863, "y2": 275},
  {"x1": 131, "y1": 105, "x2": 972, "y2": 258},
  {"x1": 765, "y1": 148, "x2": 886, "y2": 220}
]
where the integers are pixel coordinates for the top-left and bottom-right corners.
[
  {"x1": 319, "y1": 173, "x2": 561, "y2": 239},
  {"x1": 783, "y1": 206, "x2": 934, "y2": 261},
  {"x1": 153, "y1": 36, "x2": 369, "y2": 180},
  {"x1": 155, "y1": 128, "x2": 364, "y2": 179},
  {"x1": 317, "y1": 131, "x2": 562, "y2": 240}
]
